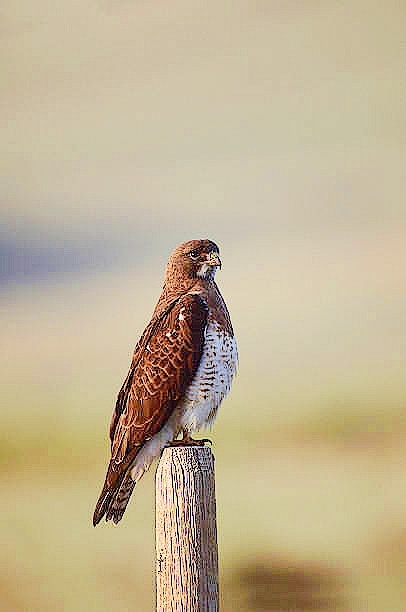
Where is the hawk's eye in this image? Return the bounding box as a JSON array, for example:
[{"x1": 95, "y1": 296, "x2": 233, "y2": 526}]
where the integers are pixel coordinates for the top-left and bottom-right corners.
[{"x1": 189, "y1": 249, "x2": 200, "y2": 260}]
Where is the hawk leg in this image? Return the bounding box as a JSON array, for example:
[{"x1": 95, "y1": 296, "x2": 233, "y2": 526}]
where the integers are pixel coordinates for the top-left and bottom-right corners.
[{"x1": 169, "y1": 430, "x2": 212, "y2": 447}]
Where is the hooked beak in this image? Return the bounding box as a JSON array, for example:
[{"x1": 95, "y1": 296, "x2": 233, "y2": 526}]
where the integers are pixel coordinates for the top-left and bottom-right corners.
[{"x1": 207, "y1": 251, "x2": 222, "y2": 269}]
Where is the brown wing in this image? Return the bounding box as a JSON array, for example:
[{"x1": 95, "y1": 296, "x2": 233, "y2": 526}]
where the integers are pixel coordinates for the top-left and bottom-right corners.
[
  {"x1": 93, "y1": 293, "x2": 208, "y2": 525},
  {"x1": 110, "y1": 292, "x2": 208, "y2": 461}
]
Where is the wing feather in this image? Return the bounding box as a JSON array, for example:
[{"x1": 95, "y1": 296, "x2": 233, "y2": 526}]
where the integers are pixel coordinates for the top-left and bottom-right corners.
[
  {"x1": 111, "y1": 293, "x2": 208, "y2": 460},
  {"x1": 93, "y1": 293, "x2": 208, "y2": 525}
]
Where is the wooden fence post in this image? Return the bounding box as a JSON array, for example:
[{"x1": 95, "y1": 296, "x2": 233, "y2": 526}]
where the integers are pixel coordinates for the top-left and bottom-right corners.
[{"x1": 155, "y1": 446, "x2": 219, "y2": 612}]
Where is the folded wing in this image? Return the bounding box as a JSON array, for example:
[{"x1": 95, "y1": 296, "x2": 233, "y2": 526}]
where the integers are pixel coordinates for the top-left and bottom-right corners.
[{"x1": 93, "y1": 292, "x2": 208, "y2": 525}]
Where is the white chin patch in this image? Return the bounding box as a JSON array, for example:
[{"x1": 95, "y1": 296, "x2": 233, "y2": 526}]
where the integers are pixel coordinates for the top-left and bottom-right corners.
[{"x1": 197, "y1": 264, "x2": 216, "y2": 279}]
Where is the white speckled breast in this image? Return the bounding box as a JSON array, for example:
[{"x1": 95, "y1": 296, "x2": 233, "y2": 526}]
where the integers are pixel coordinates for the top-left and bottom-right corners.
[{"x1": 179, "y1": 318, "x2": 238, "y2": 433}]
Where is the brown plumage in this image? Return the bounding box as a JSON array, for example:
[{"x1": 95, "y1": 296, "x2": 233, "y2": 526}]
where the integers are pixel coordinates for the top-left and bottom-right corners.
[{"x1": 93, "y1": 239, "x2": 237, "y2": 525}]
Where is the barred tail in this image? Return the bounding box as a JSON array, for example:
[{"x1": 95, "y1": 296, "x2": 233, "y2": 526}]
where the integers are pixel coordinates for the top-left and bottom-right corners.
[
  {"x1": 93, "y1": 457, "x2": 136, "y2": 526},
  {"x1": 105, "y1": 473, "x2": 136, "y2": 524},
  {"x1": 93, "y1": 487, "x2": 114, "y2": 526}
]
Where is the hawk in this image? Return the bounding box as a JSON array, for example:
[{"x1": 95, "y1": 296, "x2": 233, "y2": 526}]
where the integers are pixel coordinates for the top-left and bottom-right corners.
[{"x1": 93, "y1": 239, "x2": 237, "y2": 525}]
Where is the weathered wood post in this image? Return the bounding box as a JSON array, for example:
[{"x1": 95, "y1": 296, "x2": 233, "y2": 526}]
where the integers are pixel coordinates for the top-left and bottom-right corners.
[{"x1": 155, "y1": 446, "x2": 219, "y2": 611}]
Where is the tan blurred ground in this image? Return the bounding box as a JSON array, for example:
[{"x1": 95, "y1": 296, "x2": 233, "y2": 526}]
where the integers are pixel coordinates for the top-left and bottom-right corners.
[{"x1": 1, "y1": 0, "x2": 406, "y2": 610}]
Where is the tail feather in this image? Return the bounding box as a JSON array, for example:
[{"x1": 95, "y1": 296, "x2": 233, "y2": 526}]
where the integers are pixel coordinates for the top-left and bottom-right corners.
[
  {"x1": 105, "y1": 474, "x2": 136, "y2": 524},
  {"x1": 93, "y1": 460, "x2": 133, "y2": 526},
  {"x1": 93, "y1": 439, "x2": 160, "y2": 525},
  {"x1": 93, "y1": 484, "x2": 116, "y2": 526}
]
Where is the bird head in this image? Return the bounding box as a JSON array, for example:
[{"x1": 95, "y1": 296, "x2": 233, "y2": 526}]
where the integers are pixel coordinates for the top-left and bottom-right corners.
[{"x1": 166, "y1": 239, "x2": 221, "y2": 284}]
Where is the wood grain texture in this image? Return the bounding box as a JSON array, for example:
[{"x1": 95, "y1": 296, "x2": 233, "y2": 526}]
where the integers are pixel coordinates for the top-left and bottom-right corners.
[{"x1": 155, "y1": 447, "x2": 219, "y2": 612}]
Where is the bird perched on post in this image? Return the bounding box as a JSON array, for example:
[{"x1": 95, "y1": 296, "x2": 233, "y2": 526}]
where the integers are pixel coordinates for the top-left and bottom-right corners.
[{"x1": 93, "y1": 239, "x2": 237, "y2": 525}]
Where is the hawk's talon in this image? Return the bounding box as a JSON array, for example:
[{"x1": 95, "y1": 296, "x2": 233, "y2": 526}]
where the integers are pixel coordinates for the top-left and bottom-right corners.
[
  {"x1": 200, "y1": 438, "x2": 213, "y2": 446},
  {"x1": 169, "y1": 435, "x2": 212, "y2": 447}
]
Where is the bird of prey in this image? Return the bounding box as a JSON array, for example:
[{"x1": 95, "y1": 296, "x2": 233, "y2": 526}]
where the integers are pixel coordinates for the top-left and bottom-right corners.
[{"x1": 93, "y1": 239, "x2": 237, "y2": 525}]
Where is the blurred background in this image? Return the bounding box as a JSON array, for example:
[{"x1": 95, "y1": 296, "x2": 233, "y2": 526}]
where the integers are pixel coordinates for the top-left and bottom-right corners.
[{"x1": 2, "y1": 0, "x2": 406, "y2": 610}]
